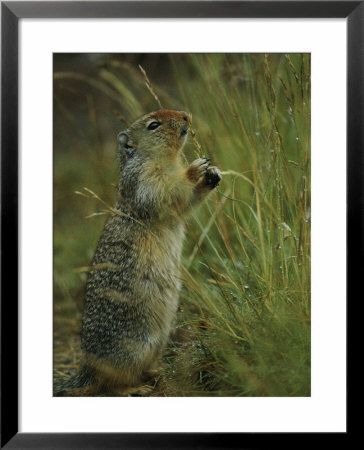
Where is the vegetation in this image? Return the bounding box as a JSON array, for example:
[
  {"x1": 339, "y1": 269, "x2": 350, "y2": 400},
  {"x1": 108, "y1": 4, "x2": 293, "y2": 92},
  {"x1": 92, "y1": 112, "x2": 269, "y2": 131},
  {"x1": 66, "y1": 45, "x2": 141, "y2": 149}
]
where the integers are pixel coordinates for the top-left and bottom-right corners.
[{"x1": 54, "y1": 53, "x2": 310, "y2": 396}]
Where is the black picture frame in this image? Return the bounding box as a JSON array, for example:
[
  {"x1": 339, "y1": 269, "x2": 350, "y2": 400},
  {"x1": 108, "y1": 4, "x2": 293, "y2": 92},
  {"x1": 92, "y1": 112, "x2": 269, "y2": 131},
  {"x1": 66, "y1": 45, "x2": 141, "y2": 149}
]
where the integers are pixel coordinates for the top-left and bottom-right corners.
[{"x1": 1, "y1": 1, "x2": 358, "y2": 448}]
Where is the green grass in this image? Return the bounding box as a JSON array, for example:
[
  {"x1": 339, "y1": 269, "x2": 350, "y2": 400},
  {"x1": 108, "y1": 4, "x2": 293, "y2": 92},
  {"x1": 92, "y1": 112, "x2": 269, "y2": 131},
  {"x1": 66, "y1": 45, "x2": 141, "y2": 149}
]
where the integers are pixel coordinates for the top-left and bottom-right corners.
[{"x1": 53, "y1": 53, "x2": 310, "y2": 396}]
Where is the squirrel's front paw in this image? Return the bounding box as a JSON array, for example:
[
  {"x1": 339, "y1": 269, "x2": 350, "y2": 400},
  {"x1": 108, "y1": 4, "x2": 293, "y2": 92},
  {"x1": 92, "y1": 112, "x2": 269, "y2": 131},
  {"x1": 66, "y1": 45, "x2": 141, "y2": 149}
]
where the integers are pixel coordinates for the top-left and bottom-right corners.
[
  {"x1": 186, "y1": 157, "x2": 211, "y2": 183},
  {"x1": 205, "y1": 166, "x2": 222, "y2": 189}
]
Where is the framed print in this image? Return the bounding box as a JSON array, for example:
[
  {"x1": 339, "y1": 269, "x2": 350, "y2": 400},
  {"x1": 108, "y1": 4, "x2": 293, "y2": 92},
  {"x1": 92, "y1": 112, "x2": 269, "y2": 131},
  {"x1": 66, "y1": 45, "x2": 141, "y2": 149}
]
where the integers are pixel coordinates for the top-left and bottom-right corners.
[{"x1": 1, "y1": 1, "x2": 359, "y2": 448}]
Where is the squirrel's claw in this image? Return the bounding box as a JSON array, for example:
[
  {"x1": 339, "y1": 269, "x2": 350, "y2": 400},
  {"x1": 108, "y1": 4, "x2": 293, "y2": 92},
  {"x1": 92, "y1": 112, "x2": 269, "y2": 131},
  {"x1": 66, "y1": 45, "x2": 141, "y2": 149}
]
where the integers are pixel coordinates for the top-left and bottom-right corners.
[
  {"x1": 186, "y1": 157, "x2": 211, "y2": 183},
  {"x1": 205, "y1": 166, "x2": 222, "y2": 189}
]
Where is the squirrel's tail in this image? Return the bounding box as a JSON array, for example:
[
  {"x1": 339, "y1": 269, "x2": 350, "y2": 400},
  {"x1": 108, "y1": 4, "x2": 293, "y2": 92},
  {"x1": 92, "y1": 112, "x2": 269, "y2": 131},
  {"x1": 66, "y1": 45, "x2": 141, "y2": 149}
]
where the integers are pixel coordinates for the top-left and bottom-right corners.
[{"x1": 53, "y1": 368, "x2": 93, "y2": 396}]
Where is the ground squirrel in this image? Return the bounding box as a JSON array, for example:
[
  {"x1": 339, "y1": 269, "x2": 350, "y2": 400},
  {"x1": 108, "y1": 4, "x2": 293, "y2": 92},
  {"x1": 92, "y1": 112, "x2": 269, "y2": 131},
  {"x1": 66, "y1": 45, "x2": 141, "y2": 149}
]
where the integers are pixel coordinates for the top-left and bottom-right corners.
[{"x1": 68, "y1": 110, "x2": 221, "y2": 395}]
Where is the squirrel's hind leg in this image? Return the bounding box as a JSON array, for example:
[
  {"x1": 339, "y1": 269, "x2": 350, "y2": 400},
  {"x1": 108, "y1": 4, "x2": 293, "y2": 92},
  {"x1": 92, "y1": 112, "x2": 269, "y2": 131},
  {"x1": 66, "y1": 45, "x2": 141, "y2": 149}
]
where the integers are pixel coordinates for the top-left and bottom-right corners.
[
  {"x1": 142, "y1": 358, "x2": 163, "y2": 379},
  {"x1": 111, "y1": 384, "x2": 154, "y2": 397},
  {"x1": 89, "y1": 356, "x2": 157, "y2": 396}
]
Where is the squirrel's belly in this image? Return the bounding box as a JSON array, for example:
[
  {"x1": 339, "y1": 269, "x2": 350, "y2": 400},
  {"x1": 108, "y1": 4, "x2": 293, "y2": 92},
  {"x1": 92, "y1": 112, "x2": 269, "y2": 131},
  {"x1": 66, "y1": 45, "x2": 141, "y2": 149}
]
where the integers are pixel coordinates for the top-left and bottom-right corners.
[
  {"x1": 135, "y1": 224, "x2": 185, "y2": 326},
  {"x1": 81, "y1": 221, "x2": 185, "y2": 366}
]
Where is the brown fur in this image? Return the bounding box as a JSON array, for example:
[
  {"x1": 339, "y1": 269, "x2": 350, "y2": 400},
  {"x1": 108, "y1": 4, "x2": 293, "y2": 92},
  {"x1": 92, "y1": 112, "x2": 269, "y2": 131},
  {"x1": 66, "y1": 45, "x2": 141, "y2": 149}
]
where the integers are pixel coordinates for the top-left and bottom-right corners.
[{"x1": 64, "y1": 110, "x2": 222, "y2": 396}]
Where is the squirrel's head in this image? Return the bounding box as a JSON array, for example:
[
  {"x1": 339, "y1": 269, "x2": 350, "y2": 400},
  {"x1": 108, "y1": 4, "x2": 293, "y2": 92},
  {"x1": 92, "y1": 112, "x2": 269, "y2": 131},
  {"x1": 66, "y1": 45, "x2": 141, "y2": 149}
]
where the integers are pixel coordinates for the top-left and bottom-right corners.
[{"x1": 118, "y1": 110, "x2": 190, "y2": 162}]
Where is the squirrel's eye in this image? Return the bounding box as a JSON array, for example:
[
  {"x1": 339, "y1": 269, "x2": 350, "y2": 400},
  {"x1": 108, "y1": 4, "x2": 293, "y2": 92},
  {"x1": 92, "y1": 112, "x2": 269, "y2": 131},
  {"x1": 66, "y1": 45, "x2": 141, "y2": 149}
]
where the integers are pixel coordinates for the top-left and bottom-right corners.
[{"x1": 147, "y1": 121, "x2": 161, "y2": 130}]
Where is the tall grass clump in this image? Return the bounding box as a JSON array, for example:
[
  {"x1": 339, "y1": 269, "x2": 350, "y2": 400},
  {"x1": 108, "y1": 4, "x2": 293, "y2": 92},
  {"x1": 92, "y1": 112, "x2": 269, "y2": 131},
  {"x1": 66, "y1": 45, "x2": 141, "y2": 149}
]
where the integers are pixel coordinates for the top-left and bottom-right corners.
[{"x1": 54, "y1": 53, "x2": 310, "y2": 396}]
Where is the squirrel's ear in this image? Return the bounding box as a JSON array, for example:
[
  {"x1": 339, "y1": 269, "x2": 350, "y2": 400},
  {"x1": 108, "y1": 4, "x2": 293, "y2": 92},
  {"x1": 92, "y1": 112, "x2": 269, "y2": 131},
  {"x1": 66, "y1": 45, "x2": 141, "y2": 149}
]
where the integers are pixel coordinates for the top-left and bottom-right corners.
[{"x1": 118, "y1": 130, "x2": 136, "y2": 158}]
